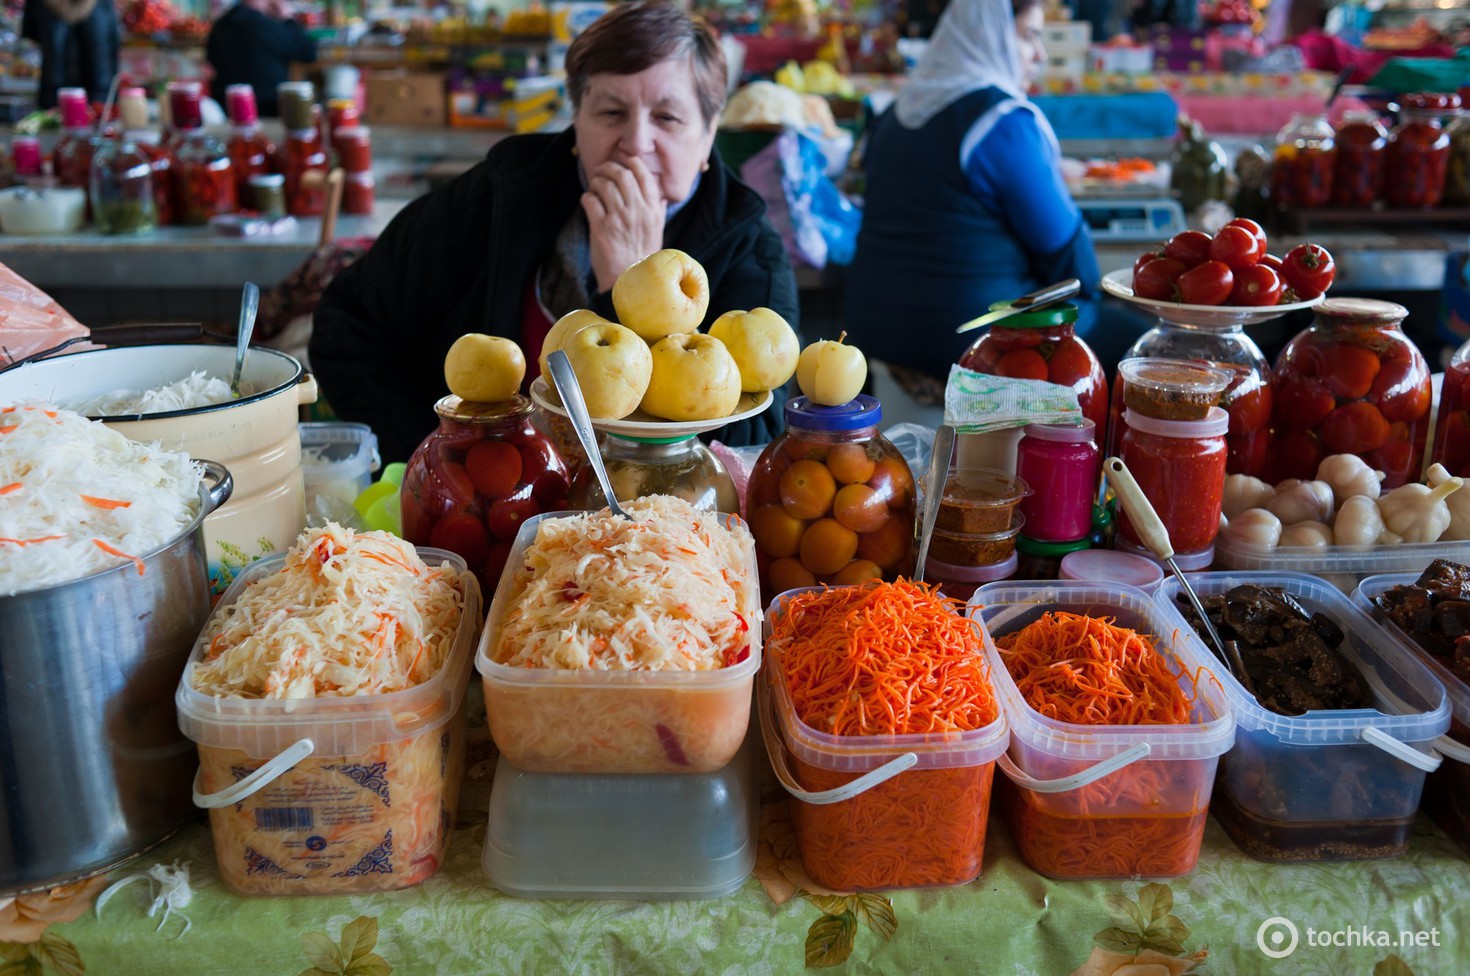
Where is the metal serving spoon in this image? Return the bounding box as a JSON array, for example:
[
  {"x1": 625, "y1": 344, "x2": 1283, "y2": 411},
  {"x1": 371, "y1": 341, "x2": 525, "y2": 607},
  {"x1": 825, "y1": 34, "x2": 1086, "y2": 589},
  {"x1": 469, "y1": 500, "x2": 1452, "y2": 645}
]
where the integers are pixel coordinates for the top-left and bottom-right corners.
[
  {"x1": 230, "y1": 281, "x2": 259, "y2": 399},
  {"x1": 546, "y1": 349, "x2": 630, "y2": 519},
  {"x1": 913, "y1": 423, "x2": 955, "y2": 583}
]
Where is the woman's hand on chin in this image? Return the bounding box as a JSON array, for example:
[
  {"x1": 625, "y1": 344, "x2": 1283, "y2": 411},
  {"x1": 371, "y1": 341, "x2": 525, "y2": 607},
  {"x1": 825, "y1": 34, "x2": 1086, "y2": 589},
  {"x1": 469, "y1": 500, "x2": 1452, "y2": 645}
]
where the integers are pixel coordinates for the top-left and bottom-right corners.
[{"x1": 583, "y1": 156, "x2": 666, "y2": 293}]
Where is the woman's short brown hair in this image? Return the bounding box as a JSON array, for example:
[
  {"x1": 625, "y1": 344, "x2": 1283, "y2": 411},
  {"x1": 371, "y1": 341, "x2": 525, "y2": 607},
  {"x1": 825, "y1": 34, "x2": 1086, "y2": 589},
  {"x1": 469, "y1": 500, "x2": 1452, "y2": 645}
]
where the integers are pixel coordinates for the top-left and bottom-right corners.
[{"x1": 565, "y1": 1, "x2": 728, "y2": 126}]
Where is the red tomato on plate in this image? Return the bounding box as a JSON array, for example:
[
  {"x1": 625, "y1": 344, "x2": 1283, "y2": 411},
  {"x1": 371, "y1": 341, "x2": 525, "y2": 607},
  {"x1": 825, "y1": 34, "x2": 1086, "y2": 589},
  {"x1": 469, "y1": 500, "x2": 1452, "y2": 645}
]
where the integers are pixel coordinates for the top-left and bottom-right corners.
[{"x1": 1177, "y1": 260, "x2": 1234, "y2": 305}]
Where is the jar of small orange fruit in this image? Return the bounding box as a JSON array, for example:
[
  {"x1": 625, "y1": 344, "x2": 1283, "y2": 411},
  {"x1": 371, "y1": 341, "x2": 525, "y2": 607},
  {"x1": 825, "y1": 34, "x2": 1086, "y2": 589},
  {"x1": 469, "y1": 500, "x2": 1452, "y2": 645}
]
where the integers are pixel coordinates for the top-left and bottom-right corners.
[{"x1": 746, "y1": 395, "x2": 916, "y2": 604}]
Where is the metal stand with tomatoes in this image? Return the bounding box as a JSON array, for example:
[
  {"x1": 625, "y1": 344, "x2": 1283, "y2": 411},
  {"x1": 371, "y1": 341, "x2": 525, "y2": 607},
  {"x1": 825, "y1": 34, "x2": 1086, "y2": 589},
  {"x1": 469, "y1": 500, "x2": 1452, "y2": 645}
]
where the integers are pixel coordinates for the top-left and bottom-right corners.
[{"x1": 1104, "y1": 219, "x2": 1335, "y2": 479}]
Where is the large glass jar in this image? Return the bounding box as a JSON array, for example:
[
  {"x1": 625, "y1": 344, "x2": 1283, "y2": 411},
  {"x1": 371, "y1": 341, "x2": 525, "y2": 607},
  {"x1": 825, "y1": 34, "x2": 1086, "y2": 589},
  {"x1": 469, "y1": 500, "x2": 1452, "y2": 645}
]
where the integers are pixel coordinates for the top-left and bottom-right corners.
[
  {"x1": 1444, "y1": 106, "x2": 1470, "y2": 207},
  {"x1": 225, "y1": 84, "x2": 277, "y2": 204},
  {"x1": 746, "y1": 395, "x2": 915, "y2": 603},
  {"x1": 1332, "y1": 110, "x2": 1389, "y2": 208},
  {"x1": 135, "y1": 137, "x2": 176, "y2": 226},
  {"x1": 51, "y1": 88, "x2": 98, "y2": 193},
  {"x1": 170, "y1": 84, "x2": 236, "y2": 225},
  {"x1": 958, "y1": 301, "x2": 1108, "y2": 438},
  {"x1": 89, "y1": 132, "x2": 156, "y2": 234},
  {"x1": 1118, "y1": 407, "x2": 1228, "y2": 555},
  {"x1": 1430, "y1": 335, "x2": 1470, "y2": 478},
  {"x1": 567, "y1": 434, "x2": 738, "y2": 514},
  {"x1": 1271, "y1": 112, "x2": 1336, "y2": 209},
  {"x1": 1270, "y1": 298, "x2": 1430, "y2": 488},
  {"x1": 281, "y1": 126, "x2": 328, "y2": 217},
  {"x1": 401, "y1": 394, "x2": 571, "y2": 591},
  {"x1": 1384, "y1": 92, "x2": 1460, "y2": 209},
  {"x1": 1106, "y1": 322, "x2": 1273, "y2": 478}
]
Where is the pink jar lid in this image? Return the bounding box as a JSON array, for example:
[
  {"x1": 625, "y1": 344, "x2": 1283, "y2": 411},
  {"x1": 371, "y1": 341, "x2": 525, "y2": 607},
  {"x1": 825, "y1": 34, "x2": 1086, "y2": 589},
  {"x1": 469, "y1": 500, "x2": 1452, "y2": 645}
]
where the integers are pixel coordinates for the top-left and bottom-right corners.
[
  {"x1": 925, "y1": 550, "x2": 1018, "y2": 583},
  {"x1": 57, "y1": 88, "x2": 90, "y2": 129},
  {"x1": 1059, "y1": 548, "x2": 1165, "y2": 593},
  {"x1": 226, "y1": 84, "x2": 259, "y2": 125},
  {"x1": 1120, "y1": 406, "x2": 1229, "y2": 438},
  {"x1": 1022, "y1": 418, "x2": 1095, "y2": 443},
  {"x1": 333, "y1": 125, "x2": 370, "y2": 144}
]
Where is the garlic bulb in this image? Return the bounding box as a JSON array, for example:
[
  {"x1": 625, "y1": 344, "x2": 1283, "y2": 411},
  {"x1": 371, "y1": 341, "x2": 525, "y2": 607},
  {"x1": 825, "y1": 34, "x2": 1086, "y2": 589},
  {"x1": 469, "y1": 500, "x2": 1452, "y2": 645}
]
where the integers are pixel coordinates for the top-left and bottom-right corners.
[
  {"x1": 1219, "y1": 508, "x2": 1282, "y2": 549},
  {"x1": 1266, "y1": 480, "x2": 1335, "y2": 525}
]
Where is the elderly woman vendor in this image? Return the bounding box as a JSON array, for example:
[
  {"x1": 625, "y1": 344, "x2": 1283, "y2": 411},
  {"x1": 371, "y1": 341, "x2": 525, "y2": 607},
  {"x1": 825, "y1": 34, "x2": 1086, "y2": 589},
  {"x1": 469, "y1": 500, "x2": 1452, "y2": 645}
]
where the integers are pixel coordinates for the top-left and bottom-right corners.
[{"x1": 312, "y1": 1, "x2": 799, "y2": 461}]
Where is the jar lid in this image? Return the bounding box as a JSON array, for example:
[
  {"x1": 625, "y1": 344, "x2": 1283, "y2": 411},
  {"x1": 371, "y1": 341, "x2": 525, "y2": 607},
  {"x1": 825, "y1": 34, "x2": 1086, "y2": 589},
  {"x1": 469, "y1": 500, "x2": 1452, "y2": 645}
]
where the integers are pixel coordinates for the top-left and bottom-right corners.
[
  {"x1": 334, "y1": 125, "x2": 371, "y2": 142},
  {"x1": 785, "y1": 394, "x2": 882, "y2": 432},
  {"x1": 1117, "y1": 538, "x2": 1215, "y2": 572},
  {"x1": 1015, "y1": 535, "x2": 1091, "y2": 557},
  {"x1": 1022, "y1": 418, "x2": 1095, "y2": 443},
  {"x1": 1401, "y1": 92, "x2": 1461, "y2": 112},
  {"x1": 1121, "y1": 406, "x2": 1229, "y2": 438},
  {"x1": 926, "y1": 550, "x2": 1018, "y2": 583},
  {"x1": 1314, "y1": 297, "x2": 1408, "y2": 328},
  {"x1": 248, "y1": 173, "x2": 285, "y2": 187},
  {"x1": 986, "y1": 300, "x2": 1078, "y2": 329},
  {"x1": 1059, "y1": 548, "x2": 1166, "y2": 593},
  {"x1": 434, "y1": 392, "x2": 533, "y2": 421}
]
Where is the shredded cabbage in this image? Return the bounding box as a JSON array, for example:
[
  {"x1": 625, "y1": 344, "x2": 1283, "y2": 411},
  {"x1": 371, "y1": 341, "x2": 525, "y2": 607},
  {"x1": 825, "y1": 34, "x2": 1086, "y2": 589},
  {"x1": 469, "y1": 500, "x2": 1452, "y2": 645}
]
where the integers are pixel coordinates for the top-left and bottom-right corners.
[
  {"x1": 62, "y1": 370, "x2": 246, "y2": 416},
  {"x1": 0, "y1": 404, "x2": 201, "y2": 596}
]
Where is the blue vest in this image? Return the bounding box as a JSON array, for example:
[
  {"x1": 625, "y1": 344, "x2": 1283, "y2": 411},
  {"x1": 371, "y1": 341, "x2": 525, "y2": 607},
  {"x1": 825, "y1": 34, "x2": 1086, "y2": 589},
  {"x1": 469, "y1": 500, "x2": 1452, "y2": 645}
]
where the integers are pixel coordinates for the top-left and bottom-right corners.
[{"x1": 843, "y1": 87, "x2": 1050, "y2": 379}]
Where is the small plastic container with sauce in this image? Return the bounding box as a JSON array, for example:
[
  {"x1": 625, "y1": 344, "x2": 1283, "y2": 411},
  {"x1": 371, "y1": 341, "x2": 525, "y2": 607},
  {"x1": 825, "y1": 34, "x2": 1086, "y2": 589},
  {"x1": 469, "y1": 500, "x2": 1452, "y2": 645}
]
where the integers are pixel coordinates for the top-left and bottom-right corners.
[
  {"x1": 1016, "y1": 420, "x2": 1098, "y2": 543},
  {"x1": 1118, "y1": 407, "x2": 1228, "y2": 556},
  {"x1": 936, "y1": 467, "x2": 1029, "y2": 535},
  {"x1": 1118, "y1": 358, "x2": 1233, "y2": 422},
  {"x1": 929, "y1": 513, "x2": 1024, "y2": 568}
]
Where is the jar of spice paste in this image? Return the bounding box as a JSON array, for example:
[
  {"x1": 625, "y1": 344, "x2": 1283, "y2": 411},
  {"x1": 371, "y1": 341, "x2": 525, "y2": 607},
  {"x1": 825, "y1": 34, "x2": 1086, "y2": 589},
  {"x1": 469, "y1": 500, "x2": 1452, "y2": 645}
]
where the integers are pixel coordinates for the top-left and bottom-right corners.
[
  {"x1": 1118, "y1": 407, "x2": 1228, "y2": 555},
  {"x1": 1015, "y1": 420, "x2": 1098, "y2": 543}
]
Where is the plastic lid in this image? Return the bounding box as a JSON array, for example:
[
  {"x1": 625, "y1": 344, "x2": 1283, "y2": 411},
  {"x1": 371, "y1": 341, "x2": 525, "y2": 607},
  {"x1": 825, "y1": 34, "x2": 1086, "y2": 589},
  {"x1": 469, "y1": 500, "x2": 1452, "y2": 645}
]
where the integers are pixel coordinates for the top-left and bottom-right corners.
[
  {"x1": 1021, "y1": 418, "x2": 1095, "y2": 444},
  {"x1": 785, "y1": 394, "x2": 881, "y2": 432},
  {"x1": 248, "y1": 173, "x2": 285, "y2": 187},
  {"x1": 927, "y1": 550, "x2": 1018, "y2": 583},
  {"x1": 58, "y1": 92, "x2": 91, "y2": 129},
  {"x1": 1120, "y1": 406, "x2": 1229, "y2": 438},
  {"x1": 1016, "y1": 535, "x2": 1091, "y2": 557},
  {"x1": 1118, "y1": 357, "x2": 1233, "y2": 397},
  {"x1": 1314, "y1": 297, "x2": 1408, "y2": 328},
  {"x1": 1117, "y1": 539, "x2": 1215, "y2": 572},
  {"x1": 334, "y1": 125, "x2": 371, "y2": 142},
  {"x1": 1059, "y1": 548, "x2": 1166, "y2": 592},
  {"x1": 987, "y1": 300, "x2": 1078, "y2": 329},
  {"x1": 225, "y1": 84, "x2": 259, "y2": 125}
]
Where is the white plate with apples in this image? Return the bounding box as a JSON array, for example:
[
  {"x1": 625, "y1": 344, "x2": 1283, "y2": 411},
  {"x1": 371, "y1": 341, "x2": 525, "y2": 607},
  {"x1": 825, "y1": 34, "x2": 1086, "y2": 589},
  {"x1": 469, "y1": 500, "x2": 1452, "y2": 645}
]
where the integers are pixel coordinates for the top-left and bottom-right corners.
[
  {"x1": 1102, "y1": 269, "x2": 1323, "y2": 328},
  {"x1": 530, "y1": 377, "x2": 773, "y2": 440}
]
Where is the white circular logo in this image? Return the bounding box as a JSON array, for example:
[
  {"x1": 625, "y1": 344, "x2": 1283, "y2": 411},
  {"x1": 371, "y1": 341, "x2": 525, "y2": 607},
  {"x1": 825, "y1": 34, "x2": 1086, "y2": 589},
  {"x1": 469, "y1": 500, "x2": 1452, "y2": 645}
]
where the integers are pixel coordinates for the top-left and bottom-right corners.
[{"x1": 1256, "y1": 917, "x2": 1300, "y2": 959}]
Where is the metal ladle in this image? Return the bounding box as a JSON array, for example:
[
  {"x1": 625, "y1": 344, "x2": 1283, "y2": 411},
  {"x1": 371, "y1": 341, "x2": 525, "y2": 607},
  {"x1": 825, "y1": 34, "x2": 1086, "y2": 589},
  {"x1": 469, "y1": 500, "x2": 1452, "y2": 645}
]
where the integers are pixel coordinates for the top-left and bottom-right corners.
[
  {"x1": 913, "y1": 423, "x2": 955, "y2": 582},
  {"x1": 546, "y1": 349, "x2": 631, "y2": 519},
  {"x1": 1102, "y1": 456, "x2": 1253, "y2": 691},
  {"x1": 230, "y1": 281, "x2": 259, "y2": 399}
]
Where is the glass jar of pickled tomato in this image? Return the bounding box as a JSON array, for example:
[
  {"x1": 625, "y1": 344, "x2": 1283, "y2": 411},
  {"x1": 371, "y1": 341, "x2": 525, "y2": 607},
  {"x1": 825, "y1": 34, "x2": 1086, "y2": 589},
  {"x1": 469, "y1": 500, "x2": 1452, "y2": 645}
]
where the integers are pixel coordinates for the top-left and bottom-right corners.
[
  {"x1": 1430, "y1": 336, "x2": 1470, "y2": 478},
  {"x1": 401, "y1": 394, "x2": 571, "y2": 591},
  {"x1": 1106, "y1": 323, "x2": 1273, "y2": 479},
  {"x1": 1269, "y1": 298, "x2": 1429, "y2": 488},
  {"x1": 1384, "y1": 92, "x2": 1460, "y2": 209},
  {"x1": 1118, "y1": 407, "x2": 1228, "y2": 555},
  {"x1": 1444, "y1": 109, "x2": 1470, "y2": 207},
  {"x1": 1332, "y1": 110, "x2": 1389, "y2": 208},
  {"x1": 746, "y1": 395, "x2": 916, "y2": 602},
  {"x1": 958, "y1": 301, "x2": 1108, "y2": 438},
  {"x1": 567, "y1": 434, "x2": 738, "y2": 514},
  {"x1": 281, "y1": 125, "x2": 328, "y2": 217},
  {"x1": 169, "y1": 84, "x2": 236, "y2": 225},
  {"x1": 1271, "y1": 112, "x2": 1336, "y2": 209}
]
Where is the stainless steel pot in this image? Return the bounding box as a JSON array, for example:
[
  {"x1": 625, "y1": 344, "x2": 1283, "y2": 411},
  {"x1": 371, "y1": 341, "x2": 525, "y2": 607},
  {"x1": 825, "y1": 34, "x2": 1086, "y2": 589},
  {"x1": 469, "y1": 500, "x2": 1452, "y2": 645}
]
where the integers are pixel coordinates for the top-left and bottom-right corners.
[{"x1": 0, "y1": 462, "x2": 232, "y2": 894}]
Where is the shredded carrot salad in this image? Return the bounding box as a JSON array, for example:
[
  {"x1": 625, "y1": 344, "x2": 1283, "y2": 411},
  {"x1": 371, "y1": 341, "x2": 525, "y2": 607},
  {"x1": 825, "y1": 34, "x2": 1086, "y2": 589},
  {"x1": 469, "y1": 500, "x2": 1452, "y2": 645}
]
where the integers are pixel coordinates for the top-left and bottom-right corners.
[
  {"x1": 993, "y1": 611, "x2": 1194, "y2": 726},
  {"x1": 769, "y1": 580, "x2": 998, "y2": 736}
]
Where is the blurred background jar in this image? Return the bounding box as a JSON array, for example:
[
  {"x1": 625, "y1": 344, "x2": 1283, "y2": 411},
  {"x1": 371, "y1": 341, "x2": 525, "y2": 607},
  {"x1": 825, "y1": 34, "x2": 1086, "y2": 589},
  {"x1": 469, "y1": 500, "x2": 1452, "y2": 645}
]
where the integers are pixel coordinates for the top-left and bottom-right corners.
[
  {"x1": 568, "y1": 435, "x2": 737, "y2": 515},
  {"x1": 1384, "y1": 92, "x2": 1459, "y2": 209},
  {"x1": 1170, "y1": 117, "x2": 1228, "y2": 213},
  {"x1": 1269, "y1": 298, "x2": 1429, "y2": 488},
  {"x1": 89, "y1": 130, "x2": 156, "y2": 235},
  {"x1": 1331, "y1": 111, "x2": 1389, "y2": 208},
  {"x1": 1430, "y1": 334, "x2": 1470, "y2": 478},
  {"x1": 225, "y1": 85, "x2": 277, "y2": 205},
  {"x1": 1443, "y1": 105, "x2": 1470, "y2": 207},
  {"x1": 1271, "y1": 112, "x2": 1336, "y2": 209},
  {"x1": 746, "y1": 395, "x2": 915, "y2": 602},
  {"x1": 169, "y1": 82, "x2": 236, "y2": 225}
]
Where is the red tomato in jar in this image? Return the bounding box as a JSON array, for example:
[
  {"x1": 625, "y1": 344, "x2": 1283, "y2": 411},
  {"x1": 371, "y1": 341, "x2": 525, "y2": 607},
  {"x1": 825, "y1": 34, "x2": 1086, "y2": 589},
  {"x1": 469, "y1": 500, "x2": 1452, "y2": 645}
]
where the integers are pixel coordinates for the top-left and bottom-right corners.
[
  {"x1": 518, "y1": 437, "x2": 561, "y2": 488},
  {"x1": 1224, "y1": 378, "x2": 1272, "y2": 433},
  {"x1": 1209, "y1": 225, "x2": 1264, "y2": 271},
  {"x1": 1273, "y1": 375, "x2": 1337, "y2": 431},
  {"x1": 531, "y1": 469, "x2": 571, "y2": 509},
  {"x1": 1282, "y1": 243, "x2": 1336, "y2": 299},
  {"x1": 1164, "y1": 230, "x2": 1213, "y2": 268},
  {"x1": 425, "y1": 459, "x2": 477, "y2": 512},
  {"x1": 1047, "y1": 341, "x2": 1095, "y2": 388},
  {"x1": 1321, "y1": 401, "x2": 1391, "y2": 454},
  {"x1": 464, "y1": 440, "x2": 523, "y2": 499},
  {"x1": 1367, "y1": 440, "x2": 1416, "y2": 486},
  {"x1": 1318, "y1": 343, "x2": 1381, "y2": 400},
  {"x1": 1224, "y1": 218, "x2": 1268, "y2": 256},
  {"x1": 1133, "y1": 257, "x2": 1186, "y2": 301},
  {"x1": 1370, "y1": 357, "x2": 1431, "y2": 422},
  {"x1": 1177, "y1": 260, "x2": 1234, "y2": 306},
  {"x1": 1228, "y1": 265, "x2": 1282, "y2": 306},
  {"x1": 429, "y1": 511, "x2": 490, "y2": 567},
  {"x1": 487, "y1": 493, "x2": 541, "y2": 542},
  {"x1": 1270, "y1": 428, "x2": 1324, "y2": 482},
  {"x1": 995, "y1": 348, "x2": 1049, "y2": 380},
  {"x1": 481, "y1": 539, "x2": 514, "y2": 589},
  {"x1": 400, "y1": 485, "x2": 432, "y2": 541}
]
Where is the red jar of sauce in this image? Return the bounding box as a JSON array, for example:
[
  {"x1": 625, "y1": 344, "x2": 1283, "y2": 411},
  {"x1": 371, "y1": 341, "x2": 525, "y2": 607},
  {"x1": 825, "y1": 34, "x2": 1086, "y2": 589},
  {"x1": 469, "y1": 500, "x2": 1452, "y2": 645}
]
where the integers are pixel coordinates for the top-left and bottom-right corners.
[
  {"x1": 1332, "y1": 111, "x2": 1388, "y2": 208},
  {"x1": 1385, "y1": 92, "x2": 1460, "y2": 209},
  {"x1": 1016, "y1": 420, "x2": 1098, "y2": 543},
  {"x1": 1117, "y1": 407, "x2": 1228, "y2": 554},
  {"x1": 332, "y1": 125, "x2": 372, "y2": 173}
]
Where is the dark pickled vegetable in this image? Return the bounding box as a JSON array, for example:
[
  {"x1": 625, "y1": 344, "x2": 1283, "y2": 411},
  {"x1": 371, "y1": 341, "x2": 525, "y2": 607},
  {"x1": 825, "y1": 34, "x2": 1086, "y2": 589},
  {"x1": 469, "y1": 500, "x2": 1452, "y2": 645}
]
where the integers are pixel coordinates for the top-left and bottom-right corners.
[{"x1": 1372, "y1": 558, "x2": 1470, "y2": 684}]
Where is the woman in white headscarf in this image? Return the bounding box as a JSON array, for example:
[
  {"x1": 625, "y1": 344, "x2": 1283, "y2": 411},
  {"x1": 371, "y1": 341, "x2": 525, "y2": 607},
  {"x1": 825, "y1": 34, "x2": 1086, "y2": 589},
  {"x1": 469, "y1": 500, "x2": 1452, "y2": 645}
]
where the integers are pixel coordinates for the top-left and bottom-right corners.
[{"x1": 843, "y1": 0, "x2": 1137, "y2": 421}]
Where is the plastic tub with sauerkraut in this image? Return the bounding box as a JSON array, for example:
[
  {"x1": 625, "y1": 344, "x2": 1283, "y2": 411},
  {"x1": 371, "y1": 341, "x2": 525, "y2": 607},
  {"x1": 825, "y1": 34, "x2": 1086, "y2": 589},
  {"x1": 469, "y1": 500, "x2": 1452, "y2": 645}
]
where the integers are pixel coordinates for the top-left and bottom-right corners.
[
  {"x1": 175, "y1": 539, "x2": 481, "y2": 897},
  {"x1": 478, "y1": 504, "x2": 762, "y2": 774}
]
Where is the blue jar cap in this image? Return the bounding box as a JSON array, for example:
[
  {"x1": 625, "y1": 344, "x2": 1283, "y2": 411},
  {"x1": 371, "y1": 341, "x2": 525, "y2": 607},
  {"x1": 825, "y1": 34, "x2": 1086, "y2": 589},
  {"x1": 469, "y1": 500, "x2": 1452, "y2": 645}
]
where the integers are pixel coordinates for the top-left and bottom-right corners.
[{"x1": 785, "y1": 394, "x2": 883, "y2": 432}]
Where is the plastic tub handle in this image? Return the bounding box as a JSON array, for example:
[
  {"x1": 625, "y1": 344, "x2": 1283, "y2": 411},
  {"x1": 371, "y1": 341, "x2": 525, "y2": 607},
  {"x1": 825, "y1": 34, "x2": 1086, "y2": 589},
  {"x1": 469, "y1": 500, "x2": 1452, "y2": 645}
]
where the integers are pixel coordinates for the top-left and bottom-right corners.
[
  {"x1": 757, "y1": 683, "x2": 917, "y2": 805},
  {"x1": 995, "y1": 742, "x2": 1152, "y2": 794},
  {"x1": 1359, "y1": 726, "x2": 1441, "y2": 773},
  {"x1": 1431, "y1": 734, "x2": 1470, "y2": 766},
  {"x1": 191, "y1": 737, "x2": 315, "y2": 808}
]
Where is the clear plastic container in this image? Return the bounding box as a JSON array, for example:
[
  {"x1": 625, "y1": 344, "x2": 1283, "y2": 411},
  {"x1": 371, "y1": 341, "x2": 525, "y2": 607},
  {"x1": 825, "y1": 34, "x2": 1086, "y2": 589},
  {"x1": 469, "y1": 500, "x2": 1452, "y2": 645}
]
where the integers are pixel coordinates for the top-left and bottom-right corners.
[
  {"x1": 1016, "y1": 421, "x2": 1097, "y2": 543},
  {"x1": 1354, "y1": 572, "x2": 1470, "y2": 855},
  {"x1": 762, "y1": 588, "x2": 1009, "y2": 890},
  {"x1": 1155, "y1": 571, "x2": 1450, "y2": 861},
  {"x1": 973, "y1": 580, "x2": 1234, "y2": 879},
  {"x1": 175, "y1": 548, "x2": 480, "y2": 896},
  {"x1": 1118, "y1": 407, "x2": 1229, "y2": 554},
  {"x1": 929, "y1": 512, "x2": 1024, "y2": 567},
  {"x1": 300, "y1": 421, "x2": 381, "y2": 510},
  {"x1": 568, "y1": 434, "x2": 738, "y2": 515},
  {"x1": 926, "y1": 550, "x2": 1017, "y2": 602},
  {"x1": 936, "y1": 466, "x2": 1028, "y2": 534},
  {"x1": 1117, "y1": 357, "x2": 1233, "y2": 422},
  {"x1": 1271, "y1": 111, "x2": 1336, "y2": 208},
  {"x1": 1059, "y1": 548, "x2": 1165, "y2": 593},
  {"x1": 483, "y1": 746, "x2": 757, "y2": 899},
  {"x1": 1212, "y1": 533, "x2": 1470, "y2": 595},
  {"x1": 477, "y1": 511, "x2": 762, "y2": 774}
]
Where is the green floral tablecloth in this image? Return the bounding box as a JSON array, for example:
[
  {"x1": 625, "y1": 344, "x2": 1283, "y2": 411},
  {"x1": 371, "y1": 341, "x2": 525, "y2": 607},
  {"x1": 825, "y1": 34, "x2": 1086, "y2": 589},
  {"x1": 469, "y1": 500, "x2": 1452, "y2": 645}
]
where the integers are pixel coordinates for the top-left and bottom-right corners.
[{"x1": 13, "y1": 755, "x2": 1467, "y2": 976}]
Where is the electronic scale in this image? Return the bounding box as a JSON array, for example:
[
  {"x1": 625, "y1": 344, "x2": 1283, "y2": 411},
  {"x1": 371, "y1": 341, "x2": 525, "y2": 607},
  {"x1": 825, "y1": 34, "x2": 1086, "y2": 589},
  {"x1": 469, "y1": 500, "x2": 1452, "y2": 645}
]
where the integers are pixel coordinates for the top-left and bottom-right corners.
[{"x1": 1076, "y1": 197, "x2": 1189, "y2": 242}]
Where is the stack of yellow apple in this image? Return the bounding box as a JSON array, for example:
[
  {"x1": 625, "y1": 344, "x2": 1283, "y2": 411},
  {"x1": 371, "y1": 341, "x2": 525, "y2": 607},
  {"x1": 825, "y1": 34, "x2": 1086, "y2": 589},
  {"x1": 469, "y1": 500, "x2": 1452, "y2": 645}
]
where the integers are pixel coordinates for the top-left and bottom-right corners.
[{"x1": 540, "y1": 248, "x2": 801, "y2": 423}]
